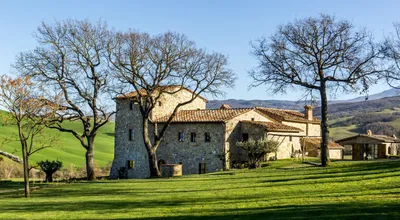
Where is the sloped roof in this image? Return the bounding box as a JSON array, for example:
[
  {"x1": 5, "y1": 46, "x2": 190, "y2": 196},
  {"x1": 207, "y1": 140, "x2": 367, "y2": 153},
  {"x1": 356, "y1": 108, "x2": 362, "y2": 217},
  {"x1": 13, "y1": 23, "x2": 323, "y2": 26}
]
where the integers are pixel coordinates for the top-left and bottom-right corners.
[
  {"x1": 116, "y1": 86, "x2": 208, "y2": 102},
  {"x1": 336, "y1": 134, "x2": 400, "y2": 143},
  {"x1": 154, "y1": 108, "x2": 253, "y2": 123},
  {"x1": 301, "y1": 138, "x2": 344, "y2": 149},
  {"x1": 241, "y1": 120, "x2": 302, "y2": 132},
  {"x1": 256, "y1": 107, "x2": 320, "y2": 124}
]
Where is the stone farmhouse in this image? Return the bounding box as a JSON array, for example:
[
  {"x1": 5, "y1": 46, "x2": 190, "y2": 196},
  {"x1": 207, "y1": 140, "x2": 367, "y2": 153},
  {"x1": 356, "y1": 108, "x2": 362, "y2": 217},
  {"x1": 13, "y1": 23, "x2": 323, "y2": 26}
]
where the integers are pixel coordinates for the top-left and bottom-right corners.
[{"x1": 110, "y1": 86, "x2": 335, "y2": 178}]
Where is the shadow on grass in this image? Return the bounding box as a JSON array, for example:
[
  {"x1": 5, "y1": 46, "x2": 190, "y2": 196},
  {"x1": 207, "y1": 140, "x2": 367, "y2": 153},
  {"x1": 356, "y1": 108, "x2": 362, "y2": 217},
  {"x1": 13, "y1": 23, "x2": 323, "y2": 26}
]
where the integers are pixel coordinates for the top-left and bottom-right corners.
[
  {"x1": 1, "y1": 195, "x2": 399, "y2": 219},
  {"x1": 104, "y1": 132, "x2": 115, "y2": 137}
]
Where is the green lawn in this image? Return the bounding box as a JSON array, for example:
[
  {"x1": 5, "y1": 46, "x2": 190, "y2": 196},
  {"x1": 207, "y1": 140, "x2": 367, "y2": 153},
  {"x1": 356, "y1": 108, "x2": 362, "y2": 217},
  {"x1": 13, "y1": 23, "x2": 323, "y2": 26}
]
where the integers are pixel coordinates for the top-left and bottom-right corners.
[
  {"x1": 0, "y1": 111, "x2": 115, "y2": 167},
  {"x1": 0, "y1": 159, "x2": 399, "y2": 219}
]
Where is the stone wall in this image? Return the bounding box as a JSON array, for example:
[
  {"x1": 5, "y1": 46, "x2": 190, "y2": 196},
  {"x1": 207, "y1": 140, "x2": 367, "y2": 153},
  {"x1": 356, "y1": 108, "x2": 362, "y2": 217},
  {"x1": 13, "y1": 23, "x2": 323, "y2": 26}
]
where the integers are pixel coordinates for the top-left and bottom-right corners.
[
  {"x1": 281, "y1": 121, "x2": 320, "y2": 137},
  {"x1": 226, "y1": 110, "x2": 272, "y2": 164},
  {"x1": 307, "y1": 123, "x2": 321, "y2": 136},
  {"x1": 110, "y1": 100, "x2": 151, "y2": 179},
  {"x1": 267, "y1": 133, "x2": 301, "y2": 159},
  {"x1": 111, "y1": 90, "x2": 207, "y2": 179},
  {"x1": 157, "y1": 122, "x2": 225, "y2": 175},
  {"x1": 329, "y1": 149, "x2": 342, "y2": 159},
  {"x1": 151, "y1": 89, "x2": 206, "y2": 120}
]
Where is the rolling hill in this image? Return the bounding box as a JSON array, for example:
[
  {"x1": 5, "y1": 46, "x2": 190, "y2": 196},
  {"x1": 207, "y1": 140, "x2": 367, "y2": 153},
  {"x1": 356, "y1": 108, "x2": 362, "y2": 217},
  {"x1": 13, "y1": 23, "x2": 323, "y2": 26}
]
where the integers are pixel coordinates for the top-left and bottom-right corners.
[{"x1": 0, "y1": 111, "x2": 115, "y2": 167}]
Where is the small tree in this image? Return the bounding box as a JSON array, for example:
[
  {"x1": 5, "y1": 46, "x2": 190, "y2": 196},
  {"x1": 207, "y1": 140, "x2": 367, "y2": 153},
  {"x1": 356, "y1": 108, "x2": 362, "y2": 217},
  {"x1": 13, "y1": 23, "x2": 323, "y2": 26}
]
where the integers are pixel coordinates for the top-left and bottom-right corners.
[
  {"x1": 236, "y1": 138, "x2": 280, "y2": 169},
  {"x1": 37, "y1": 160, "x2": 63, "y2": 182},
  {"x1": 0, "y1": 75, "x2": 58, "y2": 197},
  {"x1": 249, "y1": 14, "x2": 385, "y2": 166},
  {"x1": 108, "y1": 31, "x2": 236, "y2": 177}
]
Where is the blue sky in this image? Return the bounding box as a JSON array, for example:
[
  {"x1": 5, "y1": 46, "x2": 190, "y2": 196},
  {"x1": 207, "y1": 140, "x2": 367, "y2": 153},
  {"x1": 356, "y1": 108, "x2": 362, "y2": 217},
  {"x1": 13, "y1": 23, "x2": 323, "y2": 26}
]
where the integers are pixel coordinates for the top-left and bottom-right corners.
[{"x1": 1, "y1": 0, "x2": 399, "y2": 101}]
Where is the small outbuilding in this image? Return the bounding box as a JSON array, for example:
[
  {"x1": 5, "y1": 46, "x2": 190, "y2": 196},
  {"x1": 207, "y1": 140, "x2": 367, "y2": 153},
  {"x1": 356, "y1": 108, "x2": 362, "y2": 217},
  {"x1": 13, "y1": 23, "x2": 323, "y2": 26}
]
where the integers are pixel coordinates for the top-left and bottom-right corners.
[
  {"x1": 301, "y1": 137, "x2": 345, "y2": 159},
  {"x1": 336, "y1": 130, "x2": 400, "y2": 160}
]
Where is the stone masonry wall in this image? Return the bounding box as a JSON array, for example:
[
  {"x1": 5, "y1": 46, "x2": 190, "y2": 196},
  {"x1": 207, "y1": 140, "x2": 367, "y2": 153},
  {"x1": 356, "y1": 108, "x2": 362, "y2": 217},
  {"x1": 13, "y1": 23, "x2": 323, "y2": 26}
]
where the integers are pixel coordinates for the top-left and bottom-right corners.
[
  {"x1": 110, "y1": 100, "x2": 151, "y2": 179},
  {"x1": 226, "y1": 110, "x2": 272, "y2": 164},
  {"x1": 157, "y1": 123, "x2": 225, "y2": 175},
  {"x1": 282, "y1": 121, "x2": 321, "y2": 137},
  {"x1": 151, "y1": 89, "x2": 206, "y2": 120}
]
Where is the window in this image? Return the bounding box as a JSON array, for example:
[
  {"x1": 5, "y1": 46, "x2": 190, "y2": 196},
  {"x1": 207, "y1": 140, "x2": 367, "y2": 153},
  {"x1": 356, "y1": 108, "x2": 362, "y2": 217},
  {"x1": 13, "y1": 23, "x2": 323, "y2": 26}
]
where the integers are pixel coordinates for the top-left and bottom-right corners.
[
  {"x1": 178, "y1": 132, "x2": 185, "y2": 142},
  {"x1": 158, "y1": 101, "x2": 162, "y2": 106},
  {"x1": 242, "y1": 133, "x2": 249, "y2": 142},
  {"x1": 129, "y1": 128, "x2": 134, "y2": 141},
  {"x1": 251, "y1": 117, "x2": 255, "y2": 121},
  {"x1": 129, "y1": 101, "x2": 135, "y2": 110},
  {"x1": 289, "y1": 136, "x2": 292, "y2": 142},
  {"x1": 191, "y1": 132, "x2": 197, "y2": 142},
  {"x1": 205, "y1": 132, "x2": 211, "y2": 142}
]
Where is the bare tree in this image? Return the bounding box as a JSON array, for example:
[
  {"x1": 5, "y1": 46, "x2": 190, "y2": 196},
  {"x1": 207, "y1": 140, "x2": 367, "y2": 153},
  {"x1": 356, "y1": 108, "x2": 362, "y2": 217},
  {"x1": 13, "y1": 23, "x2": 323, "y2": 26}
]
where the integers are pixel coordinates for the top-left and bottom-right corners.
[
  {"x1": 0, "y1": 75, "x2": 58, "y2": 197},
  {"x1": 15, "y1": 20, "x2": 115, "y2": 180},
  {"x1": 108, "y1": 31, "x2": 235, "y2": 177},
  {"x1": 383, "y1": 23, "x2": 400, "y2": 89},
  {"x1": 249, "y1": 14, "x2": 385, "y2": 166}
]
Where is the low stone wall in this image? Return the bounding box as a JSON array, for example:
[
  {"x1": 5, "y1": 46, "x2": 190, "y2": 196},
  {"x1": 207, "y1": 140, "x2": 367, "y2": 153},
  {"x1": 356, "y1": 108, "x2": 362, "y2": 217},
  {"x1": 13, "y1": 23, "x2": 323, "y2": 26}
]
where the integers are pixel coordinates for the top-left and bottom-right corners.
[{"x1": 161, "y1": 164, "x2": 182, "y2": 177}]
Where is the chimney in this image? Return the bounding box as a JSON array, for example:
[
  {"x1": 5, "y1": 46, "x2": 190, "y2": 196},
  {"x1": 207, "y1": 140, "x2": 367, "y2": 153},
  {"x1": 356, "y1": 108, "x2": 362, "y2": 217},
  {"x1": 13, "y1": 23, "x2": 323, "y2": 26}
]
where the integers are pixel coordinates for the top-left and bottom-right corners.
[
  {"x1": 220, "y1": 104, "x2": 232, "y2": 110},
  {"x1": 366, "y1": 130, "x2": 373, "y2": 136},
  {"x1": 304, "y1": 105, "x2": 313, "y2": 121}
]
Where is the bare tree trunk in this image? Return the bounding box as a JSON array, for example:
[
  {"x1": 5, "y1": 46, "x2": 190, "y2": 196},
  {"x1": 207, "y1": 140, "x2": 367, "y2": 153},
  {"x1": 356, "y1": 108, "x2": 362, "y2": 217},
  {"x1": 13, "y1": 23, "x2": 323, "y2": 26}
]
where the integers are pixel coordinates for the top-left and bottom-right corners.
[
  {"x1": 142, "y1": 118, "x2": 162, "y2": 177},
  {"x1": 148, "y1": 150, "x2": 161, "y2": 177},
  {"x1": 86, "y1": 138, "x2": 96, "y2": 180},
  {"x1": 22, "y1": 145, "x2": 30, "y2": 198},
  {"x1": 320, "y1": 84, "x2": 330, "y2": 167}
]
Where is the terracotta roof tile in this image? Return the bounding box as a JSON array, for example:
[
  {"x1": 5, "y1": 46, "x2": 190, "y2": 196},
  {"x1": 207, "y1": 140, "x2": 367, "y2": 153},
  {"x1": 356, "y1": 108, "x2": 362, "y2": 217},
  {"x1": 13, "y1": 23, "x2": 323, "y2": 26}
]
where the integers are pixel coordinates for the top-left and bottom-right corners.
[
  {"x1": 154, "y1": 108, "x2": 253, "y2": 123},
  {"x1": 241, "y1": 120, "x2": 302, "y2": 132},
  {"x1": 301, "y1": 138, "x2": 344, "y2": 149},
  {"x1": 256, "y1": 107, "x2": 320, "y2": 124},
  {"x1": 336, "y1": 134, "x2": 400, "y2": 143}
]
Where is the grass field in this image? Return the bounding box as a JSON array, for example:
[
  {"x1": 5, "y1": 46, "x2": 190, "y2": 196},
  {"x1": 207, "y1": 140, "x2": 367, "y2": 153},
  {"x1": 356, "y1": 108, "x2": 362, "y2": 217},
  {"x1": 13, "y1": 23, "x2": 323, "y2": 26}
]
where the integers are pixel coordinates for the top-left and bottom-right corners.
[
  {"x1": 0, "y1": 110, "x2": 115, "y2": 167},
  {"x1": 0, "y1": 159, "x2": 399, "y2": 219}
]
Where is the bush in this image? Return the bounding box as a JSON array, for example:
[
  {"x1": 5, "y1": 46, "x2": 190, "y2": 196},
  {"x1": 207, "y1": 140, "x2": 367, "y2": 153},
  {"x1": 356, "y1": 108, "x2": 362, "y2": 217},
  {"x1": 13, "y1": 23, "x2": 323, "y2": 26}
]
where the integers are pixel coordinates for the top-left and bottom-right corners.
[
  {"x1": 236, "y1": 138, "x2": 279, "y2": 169},
  {"x1": 37, "y1": 160, "x2": 63, "y2": 182}
]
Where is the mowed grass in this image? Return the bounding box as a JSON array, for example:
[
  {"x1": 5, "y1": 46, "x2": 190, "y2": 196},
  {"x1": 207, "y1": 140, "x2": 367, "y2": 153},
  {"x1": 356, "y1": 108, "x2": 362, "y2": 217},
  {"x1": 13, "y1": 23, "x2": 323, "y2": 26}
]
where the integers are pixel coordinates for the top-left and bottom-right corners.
[
  {"x1": 0, "y1": 110, "x2": 115, "y2": 167},
  {"x1": 0, "y1": 159, "x2": 399, "y2": 219}
]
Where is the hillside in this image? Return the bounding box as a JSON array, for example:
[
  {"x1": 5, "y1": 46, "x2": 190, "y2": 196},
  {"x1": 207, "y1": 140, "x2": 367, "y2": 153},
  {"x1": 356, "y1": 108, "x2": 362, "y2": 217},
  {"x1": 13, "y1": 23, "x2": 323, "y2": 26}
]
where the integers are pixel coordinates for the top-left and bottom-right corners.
[{"x1": 0, "y1": 111, "x2": 115, "y2": 167}]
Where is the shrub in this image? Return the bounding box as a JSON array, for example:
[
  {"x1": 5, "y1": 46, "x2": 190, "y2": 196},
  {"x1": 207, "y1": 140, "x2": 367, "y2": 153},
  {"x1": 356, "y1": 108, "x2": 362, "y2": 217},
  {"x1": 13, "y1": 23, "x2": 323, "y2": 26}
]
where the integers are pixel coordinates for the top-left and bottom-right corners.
[
  {"x1": 37, "y1": 160, "x2": 63, "y2": 182},
  {"x1": 236, "y1": 138, "x2": 280, "y2": 169}
]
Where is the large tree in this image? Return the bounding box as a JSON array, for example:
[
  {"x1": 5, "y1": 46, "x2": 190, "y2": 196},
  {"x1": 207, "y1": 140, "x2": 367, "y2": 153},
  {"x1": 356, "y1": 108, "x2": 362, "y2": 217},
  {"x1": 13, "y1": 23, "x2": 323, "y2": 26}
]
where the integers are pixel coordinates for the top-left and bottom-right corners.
[
  {"x1": 383, "y1": 23, "x2": 400, "y2": 89},
  {"x1": 249, "y1": 14, "x2": 385, "y2": 166},
  {"x1": 0, "y1": 75, "x2": 58, "y2": 197},
  {"x1": 15, "y1": 20, "x2": 115, "y2": 180},
  {"x1": 108, "y1": 31, "x2": 235, "y2": 177}
]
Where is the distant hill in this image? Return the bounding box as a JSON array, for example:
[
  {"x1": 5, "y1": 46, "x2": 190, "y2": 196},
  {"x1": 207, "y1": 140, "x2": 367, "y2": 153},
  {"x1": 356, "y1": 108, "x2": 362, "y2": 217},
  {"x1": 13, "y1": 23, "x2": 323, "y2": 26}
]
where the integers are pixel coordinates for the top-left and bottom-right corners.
[
  {"x1": 314, "y1": 96, "x2": 400, "y2": 117},
  {"x1": 339, "y1": 88, "x2": 399, "y2": 103},
  {"x1": 207, "y1": 88, "x2": 400, "y2": 112},
  {"x1": 207, "y1": 99, "x2": 307, "y2": 110}
]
